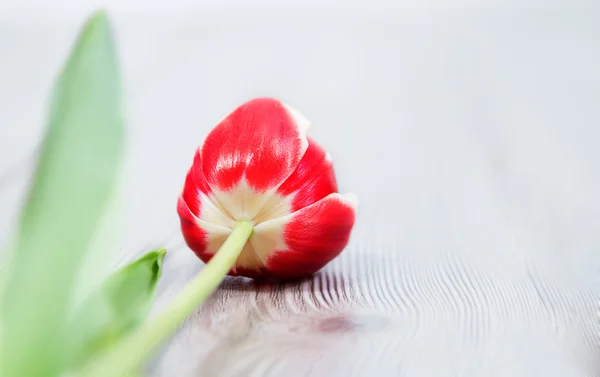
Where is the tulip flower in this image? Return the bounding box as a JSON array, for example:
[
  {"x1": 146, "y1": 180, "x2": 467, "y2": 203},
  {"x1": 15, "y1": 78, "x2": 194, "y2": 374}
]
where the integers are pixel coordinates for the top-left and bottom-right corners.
[
  {"x1": 177, "y1": 97, "x2": 358, "y2": 279},
  {"x1": 81, "y1": 98, "x2": 358, "y2": 377}
]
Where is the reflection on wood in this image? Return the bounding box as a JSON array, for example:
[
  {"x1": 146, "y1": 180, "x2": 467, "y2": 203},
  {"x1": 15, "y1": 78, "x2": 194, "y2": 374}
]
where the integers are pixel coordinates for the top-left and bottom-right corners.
[{"x1": 146, "y1": 227, "x2": 600, "y2": 377}]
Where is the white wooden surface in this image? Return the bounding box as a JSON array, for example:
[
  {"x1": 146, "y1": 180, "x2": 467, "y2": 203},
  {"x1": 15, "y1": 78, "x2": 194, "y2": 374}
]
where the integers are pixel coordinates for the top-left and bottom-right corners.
[{"x1": 1, "y1": 1, "x2": 600, "y2": 376}]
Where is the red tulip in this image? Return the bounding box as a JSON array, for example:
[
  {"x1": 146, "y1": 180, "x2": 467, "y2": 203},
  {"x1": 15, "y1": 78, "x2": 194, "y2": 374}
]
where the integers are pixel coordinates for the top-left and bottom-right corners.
[{"x1": 177, "y1": 98, "x2": 357, "y2": 279}]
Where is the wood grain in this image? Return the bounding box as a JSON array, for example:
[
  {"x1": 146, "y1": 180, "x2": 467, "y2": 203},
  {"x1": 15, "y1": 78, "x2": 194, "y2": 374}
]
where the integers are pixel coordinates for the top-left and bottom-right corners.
[
  {"x1": 143, "y1": 225, "x2": 600, "y2": 377},
  {"x1": 2, "y1": 4, "x2": 600, "y2": 377}
]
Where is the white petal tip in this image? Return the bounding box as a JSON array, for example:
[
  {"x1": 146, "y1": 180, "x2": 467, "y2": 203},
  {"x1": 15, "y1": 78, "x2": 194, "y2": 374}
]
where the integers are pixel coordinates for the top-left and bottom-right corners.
[
  {"x1": 339, "y1": 193, "x2": 359, "y2": 211},
  {"x1": 282, "y1": 102, "x2": 311, "y2": 134}
]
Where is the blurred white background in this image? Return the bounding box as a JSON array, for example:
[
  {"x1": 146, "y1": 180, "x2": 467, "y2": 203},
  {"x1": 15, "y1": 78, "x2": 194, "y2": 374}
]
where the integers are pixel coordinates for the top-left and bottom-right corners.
[
  {"x1": 2, "y1": 1, "x2": 600, "y2": 375},
  {"x1": 2, "y1": 0, "x2": 599, "y2": 275}
]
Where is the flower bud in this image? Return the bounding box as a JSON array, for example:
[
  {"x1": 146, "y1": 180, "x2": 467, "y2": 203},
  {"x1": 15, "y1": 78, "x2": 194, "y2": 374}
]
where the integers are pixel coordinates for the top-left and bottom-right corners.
[{"x1": 178, "y1": 98, "x2": 357, "y2": 279}]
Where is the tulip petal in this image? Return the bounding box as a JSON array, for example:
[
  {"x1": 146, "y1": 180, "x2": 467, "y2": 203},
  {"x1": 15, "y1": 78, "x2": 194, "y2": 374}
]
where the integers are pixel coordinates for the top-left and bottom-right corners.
[
  {"x1": 201, "y1": 98, "x2": 309, "y2": 192},
  {"x1": 182, "y1": 150, "x2": 236, "y2": 229},
  {"x1": 179, "y1": 195, "x2": 271, "y2": 279},
  {"x1": 278, "y1": 137, "x2": 338, "y2": 211},
  {"x1": 177, "y1": 196, "x2": 232, "y2": 263},
  {"x1": 200, "y1": 98, "x2": 310, "y2": 220},
  {"x1": 252, "y1": 193, "x2": 358, "y2": 279},
  {"x1": 177, "y1": 196, "x2": 207, "y2": 258},
  {"x1": 253, "y1": 138, "x2": 338, "y2": 225},
  {"x1": 180, "y1": 159, "x2": 204, "y2": 218},
  {"x1": 231, "y1": 242, "x2": 270, "y2": 279}
]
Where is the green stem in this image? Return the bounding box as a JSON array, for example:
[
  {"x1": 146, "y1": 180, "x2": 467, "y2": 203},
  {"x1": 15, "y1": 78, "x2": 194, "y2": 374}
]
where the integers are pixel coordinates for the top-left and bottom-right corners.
[{"x1": 80, "y1": 220, "x2": 253, "y2": 377}]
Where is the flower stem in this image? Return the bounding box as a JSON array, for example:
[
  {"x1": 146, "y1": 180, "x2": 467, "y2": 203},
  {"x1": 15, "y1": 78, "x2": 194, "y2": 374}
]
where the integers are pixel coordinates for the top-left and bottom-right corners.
[{"x1": 80, "y1": 220, "x2": 253, "y2": 377}]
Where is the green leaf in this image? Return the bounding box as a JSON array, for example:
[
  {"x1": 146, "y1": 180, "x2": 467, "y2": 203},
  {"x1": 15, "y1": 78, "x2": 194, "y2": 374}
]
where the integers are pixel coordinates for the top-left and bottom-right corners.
[
  {"x1": 0, "y1": 10, "x2": 124, "y2": 377},
  {"x1": 60, "y1": 249, "x2": 166, "y2": 370}
]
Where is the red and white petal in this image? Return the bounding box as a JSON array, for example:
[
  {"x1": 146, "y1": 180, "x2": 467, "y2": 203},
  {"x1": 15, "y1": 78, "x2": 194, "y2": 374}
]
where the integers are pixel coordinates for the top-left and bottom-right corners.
[
  {"x1": 177, "y1": 196, "x2": 207, "y2": 257},
  {"x1": 177, "y1": 196, "x2": 233, "y2": 263},
  {"x1": 252, "y1": 138, "x2": 338, "y2": 224},
  {"x1": 277, "y1": 137, "x2": 338, "y2": 208},
  {"x1": 200, "y1": 98, "x2": 310, "y2": 219},
  {"x1": 251, "y1": 193, "x2": 358, "y2": 279},
  {"x1": 231, "y1": 242, "x2": 270, "y2": 279},
  {"x1": 181, "y1": 149, "x2": 236, "y2": 228},
  {"x1": 180, "y1": 150, "x2": 209, "y2": 217}
]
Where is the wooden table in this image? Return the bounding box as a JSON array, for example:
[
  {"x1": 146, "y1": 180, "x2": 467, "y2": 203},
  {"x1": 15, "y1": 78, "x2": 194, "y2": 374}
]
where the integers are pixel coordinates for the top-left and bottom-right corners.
[{"x1": 1, "y1": 3, "x2": 599, "y2": 376}]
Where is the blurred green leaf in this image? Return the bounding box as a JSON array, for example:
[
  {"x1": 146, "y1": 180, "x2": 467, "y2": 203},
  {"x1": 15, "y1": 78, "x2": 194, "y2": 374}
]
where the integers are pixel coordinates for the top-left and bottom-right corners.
[
  {"x1": 61, "y1": 249, "x2": 166, "y2": 370},
  {"x1": 0, "y1": 10, "x2": 124, "y2": 377}
]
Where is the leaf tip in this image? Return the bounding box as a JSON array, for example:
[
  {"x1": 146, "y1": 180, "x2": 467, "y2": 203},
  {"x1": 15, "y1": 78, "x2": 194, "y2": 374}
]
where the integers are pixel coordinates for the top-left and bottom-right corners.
[
  {"x1": 89, "y1": 8, "x2": 110, "y2": 24},
  {"x1": 78, "y1": 8, "x2": 113, "y2": 44}
]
